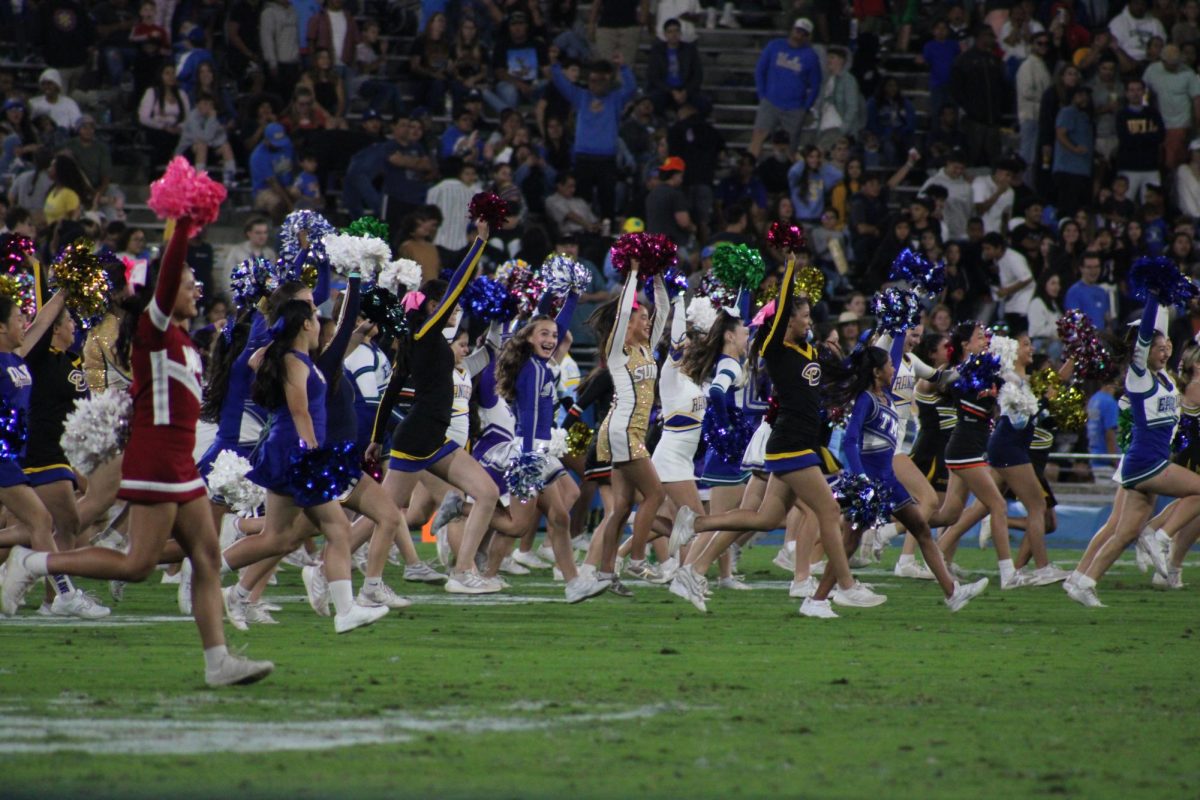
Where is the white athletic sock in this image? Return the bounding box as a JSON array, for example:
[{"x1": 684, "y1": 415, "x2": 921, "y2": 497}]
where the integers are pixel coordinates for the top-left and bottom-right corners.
[
  {"x1": 629, "y1": 558, "x2": 645, "y2": 567},
  {"x1": 1075, "y1": 574, "x2": 1096, "y2": 590},
  {"x1": 329, "y1": 580, "x2": 354, "y2": 616},
  {"x1": 364, "y1": 577, "x2": 382, "y2": 590},
  {"x1": 998, "y1": 559, "x2": 1015, "y2": 582},
  {"x1": 24, "y1": 550, "x2": 50, "y2": 576},
  {"x1": 203, "y1": 645, "x2": 228, "y2": 671},
  {"x1": 51, "y1": 574, "x2": 75, "y2": 596},
  {"x1": 219, "y1": 554, "x2": 233, "y2": 575},
  {"x1": 896, "y1": 554, "x2": 915, "y2": 567},
  {"x1": 785, "y1": 541, "x2": 796, "y2": 554},
  {"x1": 1068, "y1": 570, "x2": 1083, "y2": 584},
  {"x1": 232, "y1": 584, "x2": 251, "y2": 603}
]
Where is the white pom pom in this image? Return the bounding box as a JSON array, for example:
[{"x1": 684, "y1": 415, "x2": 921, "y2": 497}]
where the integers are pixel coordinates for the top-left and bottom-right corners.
[
  {"x1": 548, "y1": 427, "x2": 568, "y2": 458},
  {"x1": 60, "y1": 389, "x2": 131, "y2": 474},
  {"x1": 324, "y1": 233, "x2": 392, "y2": 279},
  {"x1": 687, "y1": 296, "x2": 718, "y2": 333},
  {"x1": 999, "y1": 382, "x2": 1039, "y2": 427},
  {"x1": 206, "y1": 450, "x2": 267, "y2": 517},
  {"x1": 378, "y1": 258, "x2": 423, "y2": 294},
  {"x1": 989, "y1": 334, "x2": 1018, "y2": 372}
]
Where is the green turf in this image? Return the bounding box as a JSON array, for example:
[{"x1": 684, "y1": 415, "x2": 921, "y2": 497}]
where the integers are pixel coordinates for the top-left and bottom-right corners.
[{"x1": 1, "y1": 547, "x2": 1197, "y2": 800}]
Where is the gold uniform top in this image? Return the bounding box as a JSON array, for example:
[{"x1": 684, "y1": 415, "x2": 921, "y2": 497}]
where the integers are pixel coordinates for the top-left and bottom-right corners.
[{"x1": 82, "y1": 312, "x2": 131, "y2": 393}]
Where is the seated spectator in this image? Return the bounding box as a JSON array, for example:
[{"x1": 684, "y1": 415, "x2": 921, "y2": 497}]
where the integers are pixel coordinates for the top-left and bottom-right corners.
[
  {"x1": 175, "y1": 25, "x2": 214, "y2": 97},
  {"x1": 221, "y1": 216, "x2": 276, "y2": 297},
  {"x1": 645, "y1": 156, "x2": 695, "y2": 258},
  {"x1": 299, "y1": 48, "x2": 348, "y2": 127},
  {"x1": 486, "y1": 11, "x2": 549, "y2": 113},
  {"x1": 1177, "y1": 139, "x2": 1200, "y2": 218},
  {"x1": 1028, "y1": 271, "x2": 1064, "y2": 353},
  {"x1": 668, "y1": 103, "x2": 724, "y2": 240},
  {"x1": 787, "y1": 145, "x2": 838, "y2": 224},
  {"x1": 545, "y1": 171, "x2": 599, "y2": 236},
  {"x1": 176, "y1": 94, "x2": 237, "y2": 185},
  {"x1": 917, "y1": 20, "x2": 960, "y2": 120},
  {"x1": 383, "y1": 117, "x2": 436, "y2": 235},
  {"x1": 1109, "y1": 0, "x2": 1165, "y2": 71},
  {"x1": 439, "y1": 108, "x2": 484, "y2": 165},
  {"x1": 755, "y1": 130, "x2": 793, "y2": 197},
  {"x1": 354, "y1": 19, "x2": 405, "y2": 118},
  {"x1": 396, "y1": 205, "x2": 443, "y2": 281},
  {"x1": 128, "y1": 0, "x2": 171, "y2": 96},
  {"x1": 138, "y1": 63, "x2": 190, "y2": 167},
  {"x1": 849, "y1": 173, "x2": 888, "y2": 279},
  {"x1": 1, "y1": 99, "x2": 40, "y2": 182},
  {"x1": 292, "y1": 151, "x2": 322, "y2": 207},
  {"x1": 866, "y1": 77, "x2": 916, "y2": 166},
  {"x1": 44, "y1": 154, "x2": 91, "y2": 225},
  {"x1": 249, "y1": 121, "x2": 296, "y2": 222},
  {"x1": 304, "y1": 0, "x2": 358, "y2": 74},
  {"x1": 28, "y1": 69, "x2": 82, "y2": 132},
  {"x1": 9, "y1": 149, "x2": 53, "y2": 223},
  {"x1": 449, "y1": 17, "x2": 489, "y2": 106},
  {"x1": 646, "y1": 18, "x2": 703, "y2": 115},
  {"x1": 190, "y1": 61, "x2": 238, "y2": 133},
  {"x1": 427, "y1": 158, "x2": 481, "y2": 260},
  {"x1": 716, "y1": 153, "x2": 768, "y2": 219},
  {"x1": 971, "y1": 162, "x2": 1015, "y2": 235},
  {"x1": 280, "y1": 86, "x2": 332, "y2": 149},
  {"x1": 66, "y1": 115, "x2": 123, "y2": 221}
]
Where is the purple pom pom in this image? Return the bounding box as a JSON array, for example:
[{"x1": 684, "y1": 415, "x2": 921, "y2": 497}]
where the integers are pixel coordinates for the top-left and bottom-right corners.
[
  {"x1": 504, "y1": 451, "x2": 547, "y2": 501},
  {"x1": 1129, "y1": 255, "x2": 1199, "y2": 309},
  {"x1": 869, "y1": 287, "x2": 923, "y2": 335},
  {"x1": 1056, "y1": 310, "x2": 1116, "y2": 381},
  {"x1": 702, "y1": 405, "x2": 754, "y2": 463},
  {"x1": 464, "y1": 276, "x2": 517, "y2": 322},
  {"x1": 953, "y1": 352, "x2": 1002, "y2": 396},
  {"x1": 766, "y1": 222, "x2": 806, "y2": 254},
  {"x1": 286, "y1": 440, "x2": 360, "y2": 506},
  {"x1": 831, "y1": 471, "x2": 894, "y2": 530},
  {"x1": 888, "y1": 248, "x2": 946, "y2": 296},
  {"x1": 610, "y1": 233, "x2": 677, "y2": 278}
]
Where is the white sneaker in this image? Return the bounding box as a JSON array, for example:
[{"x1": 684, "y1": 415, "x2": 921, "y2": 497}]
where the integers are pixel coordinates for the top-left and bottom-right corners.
[
  {"x1": 109, "y1": 580, "x2": 125, "y2": 603},
  {"x1": 810, "y1": 561, "x2": 825, "y2": 576},
  {"x1": 387, "y1": 544, "x2": 403, "y2": 566},
  {"x1": 358, "y1": 581, "x2": 412, "y2": 609},
  {"x1": 1065, "y1": 581, "x2": 1105, "y2": 608},
  {"x1": 658, "y1": 556, "x2": 679, "y2": 583},
  {"x1": 831, "y1": 581, "x2": 887, "y2": 608},
  {"x1": 177, "y1": 558, "x2": 193, "y2": 615},
  {"x1": 571, "y1": 534, "x2": 591, "y2": 552},
  {"x1": 301, "y1": 564, "x2": 330, "y2": 616},
  {"x1": 849, "y1": 545, "x2": 875, "y2": 569},
  {"x1": 432, "y1": 491, "x2": 464, "y2": 531},
  {"x1": 565, "y1": 574, "x2": 610, "y2": 603},
  {"x1": 259, "y1": 600, "x2": 282, "y2": 612},
  {"x1": 874, "y1": 522, "x2": 899, "y2": 552},
  {"x1": 772, "y1": 547, "x2": 795, "y2": 573},
  {"x1": 1152, "y1": 567, "x2": 1184, "y2": 589},
  {"x1": 245, "y1": 603, "x2": 278, "y2": 624},
  {"x1": 205, "y1": 652, "x2": 274, "y2": 686},
  {"x1": 49, "y1": 589, "x2": 111, "y2": 619},
  {"x1": 445, "y1": 571, "x2": 493, "y2": 595},
  {"x1": 799, "y1": 597, "x2": 839, "y2": 618},
  {"x1": 668, "y1": 565, "x2": 707, "y2": 613},
  {"x1": 717, "y1": 575, "x2": 752, "y2": 590},
  {"x1": 404, "y1": 562, "x2": 448, "y2": 583},
  {"x1": 577, "y1": 563, "x2": 598, "y2": 580},
  {"x1": 625, "y1": 560, "x2": 666, "y2": 583},
  {"x1": 668, "y1": 506, "x2": 697, "y2": 557},
  {"x1": 499, "y1": 557, "x2": 530, "y2": 576},
  {"x1": 948, "y1": 562, "x2": 971, "y2": 580},
  {"x1": 482, "y1": 575, "x2": 505, "y2": 593},
  {"x1": 351, "y1": 545, "x2": 368, "y2": 576},
  {"x1": 282, "y1": 548, "x2": 314, "y2": 568},
  {"x1": 222, "y1": 586, "x2": 249, "y2": 631},
  {"x1": 534, "y1": 544, "x2": 557, "y2": 565},
  {"x1": 1136, "y1": 527, "x2": 1171, "y2": 579},
  {"x1": 893, "y1": 560, "x2": 935, "y2": 580},
  {"x1": 978, "y1": 516, "x2": 992, "y2": 549},
  {"x1": 435, "y1": 525, "x2": 452, "y2": 567},
  {"x1": 718, "y1": 2, "x2": 741, "y2": 28},
  {"x1": 1031, "y1": 565, "x2": 1072, "y2": 586},
  {"x1": 552, "y1": 566, "x2": 565, "y2": 582},
  {"x1": 1000, "y1": 569, "x2": 1034, "y2": 590},
  {"x1": 334, "y1": 602, "x2": 389, "y2": 633},
  {"x1": 160, "y1": 570, "x2": 181, "y2": 585},
  {"x1": 789, "y1": 576, "x2": 818, "y2": 598},
  {"x1": 946, "y1": 578, "x2": 989, "y2": 612},
  {"x1": 0, "y1": 546, "x2": 38, "y2": 616}
]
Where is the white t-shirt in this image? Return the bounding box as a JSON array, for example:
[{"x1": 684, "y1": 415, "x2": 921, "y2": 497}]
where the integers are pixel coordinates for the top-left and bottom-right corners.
[
  {"x1": 999, "y1": 18, "x2": 1044, "y2": 61},
  {"x1": 28, "y1": 94, "x2": 82, "y2": 131},
  {"x1": 656, "y1": 0, "x2": 700, "y2": 42},
  {"x1": 971, "y1": 175, "x2": 1014, "y2": 234},
  {"x1": 1109, "y1": 8, "x2": 1166, "y2": 62},
  {"x1": 997, "y1": 249, "x2": 1035, "y2": 315},
  {"x1": 327, "y1": 9, "x2": 347, "y2": 63}
]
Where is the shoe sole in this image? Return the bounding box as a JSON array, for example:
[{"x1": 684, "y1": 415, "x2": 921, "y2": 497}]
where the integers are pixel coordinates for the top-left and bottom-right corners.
[{"x1": 207, "y1": 663, "x2": 275, "y2": 687}]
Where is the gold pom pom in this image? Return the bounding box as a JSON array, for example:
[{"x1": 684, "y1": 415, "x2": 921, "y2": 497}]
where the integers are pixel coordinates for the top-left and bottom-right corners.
[
  {"x1": 565, "y1": 421, "x2": 594, "y2": 458},
  {"x1": 794, "y1": 266, "x2": 825, "y2": 301}
]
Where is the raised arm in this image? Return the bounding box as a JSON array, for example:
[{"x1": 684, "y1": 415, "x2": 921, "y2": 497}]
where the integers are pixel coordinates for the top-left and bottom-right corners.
[
  {"x1": 516, "y1": 360, "x2": 541, "y2": 451},
  {"x1": 667, "y1": 294, "x2": 686, "y2": 361},
  {"x1": 649, "y1": 274, "x2": 668, "y2": 348},
  {"x1": 415, "y1": 233, "x2": 486, "y2": 340},
  {"x1": 150, "y1": 217, "x2": 192, "y2": 332},
  {"x1": 760, "y1": 255, "x2": 796, "y2": 356},
  {"x1": 554, "y1": 291, "x2": 578, "y2": 345},
  {"x1": 15, "y1": 290, "x2": 65, "y2": 359},
  {"x1": 316, "y1": 273, "x2": 361, "y2": 378},
  {"x1": 1127, "y1": 298, "x2": 1161, "y2": 394},
  {"x1": 606, "y1": 265, "x2": 640, "y2": 363}
]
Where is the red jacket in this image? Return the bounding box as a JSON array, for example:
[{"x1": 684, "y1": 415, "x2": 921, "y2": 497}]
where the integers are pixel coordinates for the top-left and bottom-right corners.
[{"x1": 306, "y1": 11, "x2": 360, "y2": 66}]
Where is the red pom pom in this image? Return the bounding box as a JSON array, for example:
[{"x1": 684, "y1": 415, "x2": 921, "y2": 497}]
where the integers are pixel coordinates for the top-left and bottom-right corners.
[
  {"x1": 767, "y1": 222, "x2": 806, "y2": 254},
  {"x1": 609, "y1": 233, "x2": 677, "y2": 279},
  {"x1": 147, "y1": 156, "x2": 227, "y2": 233},
  {"x1": 468, "y1": 192, "x2": 510, "y2": 232}
]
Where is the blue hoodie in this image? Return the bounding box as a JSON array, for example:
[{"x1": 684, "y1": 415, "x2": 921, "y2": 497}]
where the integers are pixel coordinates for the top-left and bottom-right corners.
[
  {"x1": 755, "y1": 39, "x2": 821, "y2": 111},
  {"x1": 551, "y1": 64, "x2": 637, "y2": 157}
]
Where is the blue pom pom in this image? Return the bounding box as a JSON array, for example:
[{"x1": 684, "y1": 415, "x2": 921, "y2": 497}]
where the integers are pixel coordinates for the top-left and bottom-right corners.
[
  {"x1": 657, "y1": 267, "x2": 689, "y2": 300},
  {"x1": 1174, "y1": 413, "x2": 1200, "y2": 454},
  {"x1": 701, "y1": 405, "x2": 754, "y2": 463},
  {"x1": 0, "y1": 401, "x2": 27, "y2": 461},
  {"x1": 286, "y1": 440, "x2": 360, "y2": 507},
  {"x1": 1129, "y1": 255, "x2": 1199, "y2": 309},
  {"x1": 464, "y1": 276, "x2": 517, "y2": 322},
  {"x1": 279, "y1": 211, "x2": 336, "y2": 263},
  {"x1": 830, "y1": 471, "x2": 894, "y2": 530},
  {"x1": 888, "y1": 248, "x2": 945, "y2": 296},
  {"x1": 542, "y1": 254, "x2": 583, "y2": 297},
  {"x1": 504, "y1": 451, "x2": 547, "y2": 501},
  {"x1": 230, "y1": 256, "x2": 278, "y2": 306},
  {"x1": 953, "y1": 352, "x2": 1002, "y2": 396},
  {"x1": 868, "y1": 287, "x2": 923, "y2": 335}
]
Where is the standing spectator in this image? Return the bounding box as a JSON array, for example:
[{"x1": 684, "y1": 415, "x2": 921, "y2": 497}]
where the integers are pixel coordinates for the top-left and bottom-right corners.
[
  {"x1": 810, "y1": 46, "x2": 864, "y2": 150},
  {"x1": 1109, "y1": 0, "x2": 1166, "y2": 71},
  {"x1": 36, "y1": 0, "x2": 94, "y2": 92},
  {"x1": 409, "y1": 11, "x2": 452, "y2": 111},
  {"x1": 983, "y1": 231, "x2": 1034, "y2": 331},
  {"x1": 175, "y1": 26, "x2": 214, "y2": 97},
  {"x1": 65, "y1": 116, "x2": 121, "y2": 219},
  {"x1": 1176, "y1": 138, "x2": 1200, "y2": 218},
  {"x1": 645, "y1": 156, "x2": 695, "y2": 257},
  {"x1": 865, "y1": 76, "x2": 915, "y2": 166},
  {"x1": 177, "y1": 94, "x2": 237, "y2": 185},
  {"x1": 950, "y1": 26, "x2": 1009, "y2": 167},
  {"x1": 917, "y1": 19, "x2": 960, "y2": 120},
  {"x1": 550, "y1": 54, "x2": 636, "y2": 221},
  {"x1": 291, "y1": 0, "x2": 322, "y2": 61},
  {"x1": 384, "y1": 118, "x2": 436, "y2": 236},
  {"x1": 1142, "y1": 44, "x2": 1200, "y2": 170},
  {"x1": 94, "y1": 0, "x2": 138, "y2": 88},
  {"x1": 137, "y1": 64, "x2": 190, "y2": 168},
  {"x1": 1089, "y1": 55, "x2": 1123, "y2": 162},
  {"x1": 249, "y1": 121, "x2": 295, "y2": 222},
  {"x1": 589, "y1": 0, "x2": 646, "y2": 67},
  {"x1": 225, "y1": 0, "x2": 265, "y2": 92},
  {"x1": 305, "y1": 0, "x2": 358, "y2": 74},
  {"x1": 1086, "y1": 378, "x2": 1120, "y2": 475},
  {"x1": 340, "y1": 114, "x2": 392, "y2": 218},
  {"x1": 487, "y1": 12, "x2": 549, "y2": 113},
  {"x1": 260, "y1": 0, "x2": 301, "y2": 98},
  {"x1": 999, "y1": 1, "x2": 1044, "y2": 76},
  {"x1": 848, "y1": 174, "x2": 888, "y2": 275},
  {"x1": 972, "y1": 161, "x2": 1015, "y2": 234},
  {"x1": 1036, "y1": 64, "x2": 1082, "y2": 197},
  {"x1": 426, "y1": 158, "x2": 480, "y2": 260},
  {"x1": 354, "y1": 20, "x2": 404, "y2": 117},
  {"x1": 28, "y1": 69, "x2": 82, "y2": 132},
  {"x1": 646, "y1": 18, "x2": 703, "y2": 115},
  {"x1": 921, "y1": 149, "x2": 972, "y2": 241},
  {"x1": 221, "y1": 216, "x2": 276, "y2": 299},
  {"x1": 668, "y1": 103, "x2": 724, "y2": 241},
  {"x1": 1115, "y1": 76, "x2": 1166, "y2": 201},
  {"x1": 128, "y1": 0, "x2": 170, "y2": 98},
  {"x1": 655, "y1": 0, "x2": 703, "y2": 43},
  {"x1": 1016, "y1": 33, "x2": 1053, "y2": 180},
  {"x1": 748, "y1": 19, "x2": 821, "y2": 157},
  {"x1": 1065, "y1": 253, "x2": 1112, "y2": 329},
  {"x1": 1053, "y1": 85, "x2": 1095, "y2": 217}
]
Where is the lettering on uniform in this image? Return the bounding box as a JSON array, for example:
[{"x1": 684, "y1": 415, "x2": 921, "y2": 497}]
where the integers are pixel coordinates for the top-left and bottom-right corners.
[
  {"x1": 69, "y1": 369, "x2": 87, "y2": 393},
  {"x1": 6, "y1": 364, "x2": 32, "y2": 388},
  {"x1": 801, "y1": 362, "x2": 821, "y2": 387},
  {"x1": 1158, "y1": 396, "x2": 1178, "y2": 414},
  {"x1": 691, "y1": 397, "x2": 706, "y2": 413},
  {"x1": 632, "y1": 363, "x2": 657, "y2": 383}
]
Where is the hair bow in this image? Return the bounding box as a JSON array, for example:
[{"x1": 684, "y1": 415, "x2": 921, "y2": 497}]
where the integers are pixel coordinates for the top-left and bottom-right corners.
[
  {"x1": 401, "y1": 291, "x2": 426, "y2": 313},
  {"x1": 752, "y1": 300, "x2": 777, "y2": 327}
]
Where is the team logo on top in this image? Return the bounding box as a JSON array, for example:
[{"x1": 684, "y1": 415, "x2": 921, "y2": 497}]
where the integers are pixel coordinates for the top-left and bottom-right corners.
[{"x1": 802, "y1": 363, "x2": 821, "y2": 387}]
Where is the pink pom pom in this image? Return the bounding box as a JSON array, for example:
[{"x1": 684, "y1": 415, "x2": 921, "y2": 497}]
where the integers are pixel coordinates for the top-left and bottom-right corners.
[
  {"x1": 609, "y1": 233, "x2": 677, "y2": 279},
  {"x1": 767, "y1": 222, "x2": 806, "y2": 254},
  {"x1": 147, "y1": 157, "x2": 227, "y2": 233},
  {"x1": 468, "y1": 192, "x2": 510, "y2": 232}
]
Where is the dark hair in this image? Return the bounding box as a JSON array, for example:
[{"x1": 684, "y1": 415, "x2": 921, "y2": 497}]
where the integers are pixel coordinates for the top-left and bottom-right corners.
[
  {"x1": 587, "y1": 295, "x2": 621, "y2": 350},
  {"x1": 201, "y1": 306, "x2": 255, "y2": 422},
  {"x1": 680, "y1": 310, "x2": 740, "y2": 385},
  {"x1": 267, "y1": 280, "x2": 311, "y2": 318},
  {"x1": 914, "y1": 331, "x2": 948, "y2": 365},
  {"x1": 753, "y1": 294, "x2": 810, "y2": 355},
  {"x1": 982, "y1": 232, "x2": 1007, "y2": 249},
  {"x1": 252, "y1": 299, "x2": 316, "y2": 409},
  {"x1": 117, "y1": 226, "x2": 145, "y2": 253},
  {"x1": 52, "y1": 154, "x2": 92, "y2": 204},
  {"x1": 243, "y1": 216, "x2": 268, "y2": 233},
  {"x1": 4, "y1": 207, "x2": 31, "y2": 230},
  {"x1": 115, "y1": 285, "x2": 154, "y2": 371},
  {"x1": 0, "y1": 294, "x2": 18, "y2": 327},
  {"x1": 821, "y1": 345, "x2": 890, "y2": 410},
  {"x1": 947, "y1": 320, "x2": 979, "y2": 365},
  {"x1": 495, "y1": 314, "x2": 553, "y2": 402}
]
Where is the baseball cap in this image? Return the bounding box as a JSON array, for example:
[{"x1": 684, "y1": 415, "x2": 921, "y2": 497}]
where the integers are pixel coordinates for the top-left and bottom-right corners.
[
  {"x1": 362, "y1": 108, "x2": 381, "y2": 121},
  {"x1": 701, "y1": 245, "x2": 716, "y2": 260},
  {"x1": 2, "y1": 98, "x2": 25, "y2": 112},
  {"x1": 265, "y1": 122, "x2": 288, "y2": 144},
  {"x1": 794, "y1": 17, "x2": 813, "y2": 33},
  {"x1": 661, "y1": 156, "x2": 686, "y2": 172},
  {"x1": 837, "y1": 311, "x2": 860, "y2": 324},
  {"x1": 186, "y1": 26, "x2": 206, "y2": 44},
  {"x1": 623, "y1": 217, "x2": 645, "y2": 233}
]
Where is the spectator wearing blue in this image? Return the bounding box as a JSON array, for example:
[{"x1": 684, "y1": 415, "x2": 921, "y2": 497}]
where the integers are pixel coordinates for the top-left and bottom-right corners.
[
  {"x1": 1086, "y1": 378, "x2": 1120, "y2": 474},
  {"x1": 550, "y1": 51, "x2": 636, "y2": 220},
  {"x1": 748, "y1": 17, "x2": 821, "y2": 158},
  {"x1": 1052, "y1": 85, "x2": 1095, "y2": 218},
  {"x1": 439, "y1": 107, "x2": 483, "y2": 164},
  {"x1": 865, "y1": 76, "x2": 916, "y2": 166},
  {"x1": 917, "y1": 19, "x2": 960, "y2": 126},
  {"x1": 787, "y1": 144, "x2": 841, "y2": 223},
  {"x1": 1064, "y1": 254, "x2": 1111, "y2": 330},
  {"x1": 175, "y1": 25, "x2": 214, "y2": 97},
  {"x1": 342, "y1": 113, "x2": 394, "y2": 218},
  {"x1": 249, "y1": 121, "x2": 295, "y2": 222}
]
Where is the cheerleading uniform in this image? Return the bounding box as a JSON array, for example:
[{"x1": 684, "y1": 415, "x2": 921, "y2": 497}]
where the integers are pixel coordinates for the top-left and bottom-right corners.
[
  {"x1": 474, "y1": 363, "x2": 514, "y2": 505},
  {"x1": 909, "y1": 386, "x2": 955, "y2": 491},
  {"x1": 447, "y1": 340, "x2": 492, "y2": 449},
  {"x1": 893, "y1": 351, "x2": 936, "y2": 456},
  {"x1": 1025, "y1": 404, "x2": 1058, "y2": 508},
  {"x1": 575, "y1": 368, "x2": 613, "y2": 481},
  {"x1": 247, "y1": 351, "x2": 329, "y2": 505},
  {"x1": 316, "y1": 274, "x2": 362, "y2": 467},
  {"x1": 373, "y1": 238, "x2": 483, "y2": 472},
  {"x1": 759, "y1": 257, "x2": 825, "y2": 474},
  {"x1": 510, "y1": 294, "x2": 578, "y2": 485},
  {"x1": 82, "y1": 312, "x2": 131, "y2": 392},
  {"x1": 943, "y1": 361, "x2": 997, "y2": 472},
  {"x1": 652, "y1": 295, "x2": 706, "y2": 483},
  {"x1": 842, "y1": 355, "x2": 913, "y2": 512},
  {"x1": 118, "y1": 220, "x2": 208, "y2": 505},
  {"x1": 21, "y1": 334, "x2": 88, "y2": 486},
  {"x1": 597, "y1": 271, "x2": 668, "y2": 464},
  {"x1": 986, "y1": 373, "x2": 1037, "y2": 469},
  {"x1": 699, "y1": 353, "x2": 749, "y2": 485},
  {"x1": 1172, "y1": 401, "x2": 1200, "y2": 472},
  {"x1": 0, "y1": 349, "x2": 33, "y2": 488},
  {"x1": 739, "y1": 357, "x2": 774, "y2": 475},
  {"x1": 1118, "y1": 300, "x2": 1179, "y2": 489}
]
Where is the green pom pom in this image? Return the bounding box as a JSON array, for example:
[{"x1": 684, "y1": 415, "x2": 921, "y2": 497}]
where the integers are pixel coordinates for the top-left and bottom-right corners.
[
  {"x1": 709, "y1": 243, "x2": 765, "y2": 291},
  {"x1": 1117, "y1": 407, "x2": 1132, "y2": 453},
  {"x1": 342, "y1": 216, "x2": 390, "y2": 242}
]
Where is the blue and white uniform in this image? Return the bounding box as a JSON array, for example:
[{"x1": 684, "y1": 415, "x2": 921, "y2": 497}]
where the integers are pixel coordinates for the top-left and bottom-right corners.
[
  {"x1": 700, "y1": 351, "x2": 748, "y2": 485},
  {"x1": 510, "y1": 294, "x2": 578, "y2": 486},
  {"x1": 893, "y1": 349, "x2": 935, "y2": 456},
  {"x1": 842, "y1": 336, "x2": 913, "y2": 511},
  {"x1": 0, "y1": 349, "x2": 33, "y2": 487},
  {"x1": 447, "y1": 340, "x2": 491, "y2": 449},
  {"x1": 1119, "y1": 301, "x2": 1178, "y2": 489},
  {"x1": 987, "y1": 369, "x2": 1037, "y2": 469},
  {"x1": 740, "y1": 353, "x2": 773, "y2": 475},
  {"x1": 652, "y1": 295, "x2": 706, "y2": 483}
]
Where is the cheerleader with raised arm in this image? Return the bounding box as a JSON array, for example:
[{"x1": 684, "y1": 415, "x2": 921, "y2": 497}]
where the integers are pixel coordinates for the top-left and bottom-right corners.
[{"x1": 3, "y1": 216, "x2": 275, "y2": 685}]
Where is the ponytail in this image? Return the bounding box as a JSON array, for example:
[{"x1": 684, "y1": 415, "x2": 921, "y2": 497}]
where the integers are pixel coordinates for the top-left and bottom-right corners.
[{"x1": 251, "y1": 299, "x2": 316, "y2": 410}]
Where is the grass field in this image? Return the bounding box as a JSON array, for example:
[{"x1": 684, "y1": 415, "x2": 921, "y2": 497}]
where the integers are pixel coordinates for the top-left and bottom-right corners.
[{"x1": 1, "y1": 545, "x2": 1197, "y2": 799}]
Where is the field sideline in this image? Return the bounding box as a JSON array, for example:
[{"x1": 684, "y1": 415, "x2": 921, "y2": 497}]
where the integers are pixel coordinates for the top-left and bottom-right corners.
[{"x1": 1, "y1": 546, "x2": 1197, "y2": 799}]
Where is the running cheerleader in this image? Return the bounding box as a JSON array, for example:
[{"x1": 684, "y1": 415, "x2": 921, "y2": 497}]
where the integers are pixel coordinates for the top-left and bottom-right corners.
[
  {"x1": 668, "y1": 255, "x2": 884, "y2": 615},
  {"x1": 1067, "y1": 280, "x2": 1200, "y2": 608},
  {"x1": 3, "y1": 216, "x2": 274, "y2": 685},
  {"x1": 807, "y1": 336, "x2": 989, "y2": 615},
  {"x1": 494, "y1": 290, "x2": 610, "y2": 602}
]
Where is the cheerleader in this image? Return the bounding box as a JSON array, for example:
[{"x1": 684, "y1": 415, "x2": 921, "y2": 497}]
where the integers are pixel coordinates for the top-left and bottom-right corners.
[
  {"x1": 1068, "y1": 296, "x2": 1200, "y2": 606},
  {"x1": 584, "y1": 264, "x2": 668, "y2": 588},
  {"x1": 82, "y1": 269, "x2": 133, "y2": 392},
  {"x1": 493, "y1": 290, "x2": 610, "y2": 602},
  {"x1": 668, "y1": 256, "x2": 884, "y2": 616},
  {"x1": 3, "y1": 217, "x2": 275, "y2": 686},
  {"x1": 811, "y1": 338, "x2": 988, "y2": 612},
  {"x1": 1146, "y1": 344, "x2": 1200, "y2": 587}
]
